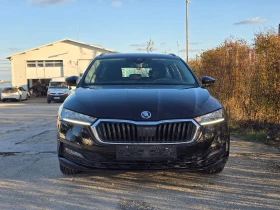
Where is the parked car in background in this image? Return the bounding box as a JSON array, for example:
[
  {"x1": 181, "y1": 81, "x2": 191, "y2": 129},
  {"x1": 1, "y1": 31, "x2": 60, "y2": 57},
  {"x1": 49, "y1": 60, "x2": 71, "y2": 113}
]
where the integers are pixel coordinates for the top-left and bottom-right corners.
[
  {"x1": 1, "y1": 87, "x2": 28, "y2": 102},
  {"x1": 47, "y1": 77, "x2": 72, "y2": 103},
  {"x1": 57, "y1": 53, "x2": 230, "y2": 175}
]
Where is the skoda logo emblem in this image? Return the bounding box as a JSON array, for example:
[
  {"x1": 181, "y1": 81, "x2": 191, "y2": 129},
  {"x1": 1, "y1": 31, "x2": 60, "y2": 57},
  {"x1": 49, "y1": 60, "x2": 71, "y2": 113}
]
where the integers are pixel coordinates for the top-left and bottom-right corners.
[{"x1": 141, "y1": 111, "x2": 151, "y2": 119}]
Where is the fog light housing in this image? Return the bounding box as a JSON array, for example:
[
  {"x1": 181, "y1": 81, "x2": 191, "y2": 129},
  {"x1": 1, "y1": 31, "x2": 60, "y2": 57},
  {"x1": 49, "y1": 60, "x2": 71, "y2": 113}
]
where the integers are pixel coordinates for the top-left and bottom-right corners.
[
  {"x1": 64, "y1": 147, "x2": 84, "y2": 158},
  {"x1": 207, "y1": 148, "x2": 223, "y2": 159},
  {"x1": 82, "y1": 138, "x2": 94, "y2": 146}
]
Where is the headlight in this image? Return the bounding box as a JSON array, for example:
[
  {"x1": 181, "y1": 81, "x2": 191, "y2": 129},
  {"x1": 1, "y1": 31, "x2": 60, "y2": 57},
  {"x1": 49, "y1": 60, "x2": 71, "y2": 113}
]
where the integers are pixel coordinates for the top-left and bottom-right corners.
[
  {"x1": 47, "y1": 91, "x2": 50, "y2": 95},
  {"x1": 194, "y1": 109, "x2": 224, "y2": 126},
  {"x1": 61, "y1": 108, "x2": 96, "y2": 126},
  {"x1": 64, "y1": 91, "x2": 68, "y2": 95},
  {"x1": 58, "y1": 104, "x2": 63, "y2": 117}
]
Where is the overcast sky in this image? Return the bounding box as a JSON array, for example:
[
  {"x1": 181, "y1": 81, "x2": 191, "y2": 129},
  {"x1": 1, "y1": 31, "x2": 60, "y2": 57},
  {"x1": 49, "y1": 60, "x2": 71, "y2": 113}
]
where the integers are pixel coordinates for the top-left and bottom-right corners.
[{"x1": 0, "y1": 0, "x2": 279, "y2": 80}]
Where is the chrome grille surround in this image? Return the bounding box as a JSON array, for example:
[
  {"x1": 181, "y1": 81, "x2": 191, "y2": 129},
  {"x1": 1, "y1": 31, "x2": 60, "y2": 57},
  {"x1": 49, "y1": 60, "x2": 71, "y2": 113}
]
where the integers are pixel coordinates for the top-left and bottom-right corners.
[{"x1": 91, "y1": 119, "x2": 200, "y2": 145}]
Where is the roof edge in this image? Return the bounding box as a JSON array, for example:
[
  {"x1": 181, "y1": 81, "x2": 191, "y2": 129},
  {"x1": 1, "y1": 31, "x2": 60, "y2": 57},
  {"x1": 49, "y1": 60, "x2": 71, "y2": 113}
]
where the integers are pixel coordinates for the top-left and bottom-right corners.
[{"x1": 6, "y1": 38, "x2": 118, "y2": 59}]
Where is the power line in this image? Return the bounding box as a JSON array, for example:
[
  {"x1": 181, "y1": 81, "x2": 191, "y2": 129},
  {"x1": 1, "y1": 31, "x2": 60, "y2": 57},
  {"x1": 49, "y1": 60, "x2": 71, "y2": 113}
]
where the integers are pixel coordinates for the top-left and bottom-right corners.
[
  {"x1": 77, "y1": 26, "x2": 79, "y2": 41},
  {"x1": 186, "y1": 0, "x2": 191, "y2": 62}
]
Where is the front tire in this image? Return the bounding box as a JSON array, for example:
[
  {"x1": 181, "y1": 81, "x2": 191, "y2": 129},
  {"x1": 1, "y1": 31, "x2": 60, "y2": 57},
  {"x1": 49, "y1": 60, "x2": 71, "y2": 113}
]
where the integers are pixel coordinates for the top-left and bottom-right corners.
[
  {"x1": 1, "y1": 99, "x2": 5, "y2": 102},
  {"x1": 18, "y1": 96, "x2": 22, "y2": 102},
  {"x1": 60, "y1": 164, "x2": 79, "y2": 175},
  {"x1": 203, "y1": 165, "x2": 225, "y2": 174},
  {"x1": 47, "y1": 100, "x2": 51, "y2": 104}
]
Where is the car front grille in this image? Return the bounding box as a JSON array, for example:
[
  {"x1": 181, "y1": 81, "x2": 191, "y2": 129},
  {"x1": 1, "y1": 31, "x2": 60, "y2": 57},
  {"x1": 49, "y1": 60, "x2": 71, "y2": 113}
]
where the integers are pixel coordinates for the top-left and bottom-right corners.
[{"x1": 92, "y1": 120, "x2": 199, "y2": 144}]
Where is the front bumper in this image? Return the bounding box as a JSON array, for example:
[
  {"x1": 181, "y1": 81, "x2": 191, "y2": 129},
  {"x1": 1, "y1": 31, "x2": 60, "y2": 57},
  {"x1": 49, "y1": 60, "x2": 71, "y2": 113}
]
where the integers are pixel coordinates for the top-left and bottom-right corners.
[
  {"x1": 47, "y1": 94, "x2": 68, "y2": 102},
  {"x1": 59, "y1": 155, "x2": 229, "y2": 171},
  {"x1": 57, "y1": 119, "x2": 230, "y2": 171}
]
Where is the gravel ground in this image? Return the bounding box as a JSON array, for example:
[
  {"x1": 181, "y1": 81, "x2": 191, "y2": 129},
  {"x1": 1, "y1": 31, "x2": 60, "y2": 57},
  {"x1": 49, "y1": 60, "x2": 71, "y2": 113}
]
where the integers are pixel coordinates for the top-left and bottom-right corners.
[{"x1": 0, "y1": 100, "x2": 280, "y2": 210}]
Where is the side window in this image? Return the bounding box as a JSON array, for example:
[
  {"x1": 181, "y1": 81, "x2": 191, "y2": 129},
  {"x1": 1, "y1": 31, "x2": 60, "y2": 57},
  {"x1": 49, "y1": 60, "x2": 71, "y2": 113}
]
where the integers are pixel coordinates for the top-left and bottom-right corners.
[
  {"x1": 18, "y1": 87, "x2": 23, "y2": 91},
  {"x1": 84, "y1": 60, "x2": 100, "y2": 84}
]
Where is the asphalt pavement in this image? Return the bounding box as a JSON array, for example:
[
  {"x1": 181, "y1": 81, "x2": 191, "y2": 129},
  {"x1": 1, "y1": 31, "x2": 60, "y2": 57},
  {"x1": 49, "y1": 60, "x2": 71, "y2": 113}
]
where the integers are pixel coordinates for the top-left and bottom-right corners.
[{"x1": 0, "y1": 100, "x2": 280, "y2": 210}]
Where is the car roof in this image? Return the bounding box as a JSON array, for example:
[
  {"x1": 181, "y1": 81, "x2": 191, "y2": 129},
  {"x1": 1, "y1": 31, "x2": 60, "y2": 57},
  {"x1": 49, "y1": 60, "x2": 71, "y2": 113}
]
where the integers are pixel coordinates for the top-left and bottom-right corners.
[
  {"x1": 51, "y1": 77, "x2": 67, "y2": 82},
  {"x1": 97, "y1": 53, "x2": 181, "y2": 60}
]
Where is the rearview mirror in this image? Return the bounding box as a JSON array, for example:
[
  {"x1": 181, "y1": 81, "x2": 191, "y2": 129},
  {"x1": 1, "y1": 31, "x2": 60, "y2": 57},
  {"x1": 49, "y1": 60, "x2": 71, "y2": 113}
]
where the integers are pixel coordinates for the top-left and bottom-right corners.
[
  {"x1": 201, "y1": 76, "x2": 215, "y2": 88},
  {"x1": 65, "y1": 76, "x2": 78, "y2": 87}
]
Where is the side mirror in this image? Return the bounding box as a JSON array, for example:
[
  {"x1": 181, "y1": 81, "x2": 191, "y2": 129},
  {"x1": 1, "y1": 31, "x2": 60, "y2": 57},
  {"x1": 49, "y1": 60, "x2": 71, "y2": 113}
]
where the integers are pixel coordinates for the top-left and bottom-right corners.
[
  {"x1": 68, "y1": 86, "x2": 72, "y2": 90},
  {"x1": 201, "y1": 76, "x2": 215, "y2": 88},
  {"x1": 65, "y1": 76, "x2": 78, "y2": 87},
  {"x1": 76, "y1": 77, "x2": 82, "y2": 85}
]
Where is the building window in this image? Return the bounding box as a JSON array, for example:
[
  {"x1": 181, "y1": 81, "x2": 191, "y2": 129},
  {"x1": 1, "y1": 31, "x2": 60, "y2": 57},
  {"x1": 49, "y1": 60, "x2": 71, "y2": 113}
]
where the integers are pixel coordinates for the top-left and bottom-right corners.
[
  {"x1": 45, "y1": 60, "x2": 63, "y2": 67},
  {"x1": 45, "y1": 63, "x2": 54, "y2": 67},
  {"x1": 54, "y1": 62, "x2": 63, "y2": 67},
  {"x1": 26, "y1": 60, "x2": 63, "y2": 68},
  {"x1": 37, "y1": 61, "x2": 44, "y2": 67},
  {"x1": 27, "y1": 61, "x2": 36, "y2": 67},
  {"x1": 45, "y1": 61, "x2": 54, "y2": 67}
]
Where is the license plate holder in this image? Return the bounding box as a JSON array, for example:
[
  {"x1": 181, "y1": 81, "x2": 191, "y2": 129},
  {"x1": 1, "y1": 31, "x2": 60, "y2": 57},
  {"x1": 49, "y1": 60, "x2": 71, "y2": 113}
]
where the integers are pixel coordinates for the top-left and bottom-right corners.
[
  {"x1": 116, "y1": 145, "x2": 177, "y2": 161},
  {"x1": 54, "y1": 97, "x2": 60, "y2": 99}
]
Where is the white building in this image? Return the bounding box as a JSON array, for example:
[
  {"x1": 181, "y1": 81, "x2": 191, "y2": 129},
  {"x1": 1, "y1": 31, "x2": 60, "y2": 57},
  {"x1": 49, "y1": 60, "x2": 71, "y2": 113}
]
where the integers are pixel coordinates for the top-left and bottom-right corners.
[{"x1": 6, "y1": 39, "x2": 117, "y2": 89}]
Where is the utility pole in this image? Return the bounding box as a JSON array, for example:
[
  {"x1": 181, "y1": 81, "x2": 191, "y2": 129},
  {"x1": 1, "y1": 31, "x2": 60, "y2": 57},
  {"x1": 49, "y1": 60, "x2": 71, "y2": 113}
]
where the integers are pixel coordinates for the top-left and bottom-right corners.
[
  {"x1": 186, "y1": 0, "x2": 191, "y2": 62},
  {"x1": 177, "y1": 41, "x2": 180, "y2": 56},
  {"x1": 278, "y1": 24, "x2": 280, "y2": 36},
  {"x1": 76, "y1": 26, "x2": 79, "y2": 41}
]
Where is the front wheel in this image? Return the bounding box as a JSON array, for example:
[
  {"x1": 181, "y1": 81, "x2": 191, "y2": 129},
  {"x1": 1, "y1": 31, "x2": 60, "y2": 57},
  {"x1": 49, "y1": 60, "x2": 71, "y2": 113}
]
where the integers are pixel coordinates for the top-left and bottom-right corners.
[
  {"x1": 18, "y1": 96, "x2": 22, "y2": 102},
  {"x1": 60, "y1": 164, "x2": 79, "y2": 175},
  {"x1": 1, "y1": 99, "x2": 5, "y2": 102},
  {"x1": 47, "y1": 100, "x2": 51, "y2": 104},
  {"x1": 202, "y1": 165, "x2": 225, "y2": 174}
]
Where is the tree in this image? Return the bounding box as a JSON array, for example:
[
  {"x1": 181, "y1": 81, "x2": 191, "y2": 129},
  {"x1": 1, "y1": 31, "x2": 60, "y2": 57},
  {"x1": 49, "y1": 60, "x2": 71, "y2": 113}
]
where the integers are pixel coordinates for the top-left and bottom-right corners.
[{"x1": 146, "y1": 39, "x2": 154, "y2": 53}]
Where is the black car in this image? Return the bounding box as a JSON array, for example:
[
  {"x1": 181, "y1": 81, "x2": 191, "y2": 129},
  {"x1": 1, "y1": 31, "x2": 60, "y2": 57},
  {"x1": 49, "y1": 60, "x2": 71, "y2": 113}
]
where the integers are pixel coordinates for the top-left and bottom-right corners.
[{"x1": 57, "y1": 53, "x2": 230, "y2": 175}]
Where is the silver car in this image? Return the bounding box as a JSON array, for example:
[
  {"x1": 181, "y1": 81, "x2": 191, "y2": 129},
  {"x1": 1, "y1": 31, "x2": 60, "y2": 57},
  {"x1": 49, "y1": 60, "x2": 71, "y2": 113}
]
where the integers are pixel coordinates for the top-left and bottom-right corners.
[{"x1": 1, "y1": 87, "x2": 29, "y2": 102}]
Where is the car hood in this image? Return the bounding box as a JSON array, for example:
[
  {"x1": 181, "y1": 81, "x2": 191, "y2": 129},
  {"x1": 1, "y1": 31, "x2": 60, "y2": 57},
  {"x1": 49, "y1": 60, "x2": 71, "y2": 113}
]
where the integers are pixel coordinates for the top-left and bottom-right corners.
[{"x1": 63, "y1": 86, "x2": 222, "y2": 121}]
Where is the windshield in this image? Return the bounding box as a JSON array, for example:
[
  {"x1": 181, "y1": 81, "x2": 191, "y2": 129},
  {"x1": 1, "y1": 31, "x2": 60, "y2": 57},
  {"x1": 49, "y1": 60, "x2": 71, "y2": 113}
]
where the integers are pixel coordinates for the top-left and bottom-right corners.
[
  {"x1": 49, "y1": 82, "x2": 68, "y2": 88},
  {"x1": 2, "y1": 87, "x2": 17, "y2": 93},
  {"x1": 82, "y1": 58, "x2": 198, "y2": 86}
]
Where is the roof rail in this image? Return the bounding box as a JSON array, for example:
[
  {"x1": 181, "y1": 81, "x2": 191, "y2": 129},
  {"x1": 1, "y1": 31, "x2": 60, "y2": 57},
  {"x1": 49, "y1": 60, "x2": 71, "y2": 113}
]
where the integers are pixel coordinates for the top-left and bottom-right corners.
[{"x1": 169, "y1": 53, "x2": 177, "y2": 57}]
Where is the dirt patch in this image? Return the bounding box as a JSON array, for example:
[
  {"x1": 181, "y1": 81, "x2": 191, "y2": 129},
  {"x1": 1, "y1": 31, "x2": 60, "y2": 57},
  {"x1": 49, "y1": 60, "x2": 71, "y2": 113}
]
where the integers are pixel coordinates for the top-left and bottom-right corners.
[
  {"x1": 117, "y1": 199, "x2": 157, "y2": 210},
  {"x1": 233, "y1": 134, "x2": 280, "y2": 149}
]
